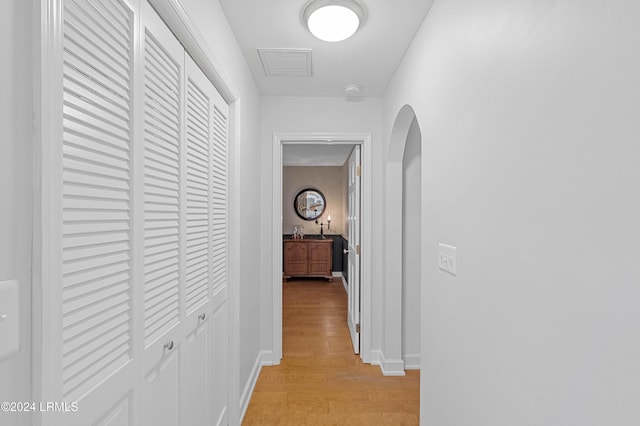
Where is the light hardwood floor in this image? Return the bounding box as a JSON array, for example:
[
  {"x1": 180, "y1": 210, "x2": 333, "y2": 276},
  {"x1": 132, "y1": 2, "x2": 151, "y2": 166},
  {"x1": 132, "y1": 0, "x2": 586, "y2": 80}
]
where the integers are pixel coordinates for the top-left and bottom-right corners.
[{"x1": 242, "y1": 278, "x2": 420, "y2": 425}]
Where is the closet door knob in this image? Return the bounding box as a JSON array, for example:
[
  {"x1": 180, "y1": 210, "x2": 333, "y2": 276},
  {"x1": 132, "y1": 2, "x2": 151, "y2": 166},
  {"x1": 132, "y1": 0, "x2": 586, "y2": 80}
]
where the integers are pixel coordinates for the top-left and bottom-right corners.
[
  {"x1": 198, "y1": 313, "x2": 206, "y2": 321},
  {"x1": 164, "y1": 340, "x2": 174, "y2": 351}
]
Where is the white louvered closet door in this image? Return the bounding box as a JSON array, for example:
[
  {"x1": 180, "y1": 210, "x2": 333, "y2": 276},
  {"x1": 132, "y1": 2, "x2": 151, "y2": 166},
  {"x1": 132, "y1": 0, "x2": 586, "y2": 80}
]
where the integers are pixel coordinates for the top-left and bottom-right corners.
[
  {"x1": 140, "y1": 2, "x2": 184, "y2": 425},
  {"x1": 45, "y1": 1, "x2": 231, "y2": 425},
  {"x1": 55, "y1": 0, "x2": 138, "y2": 424},
  {"x1": 210, "y1": 72, "x2": 230, "y2": 426},
  {"x1": 140, "y1": 3, "x2": 228, "y2": 426},
  {"x1": 179, "y1": 55, "x2": 214, "y2": 426}
]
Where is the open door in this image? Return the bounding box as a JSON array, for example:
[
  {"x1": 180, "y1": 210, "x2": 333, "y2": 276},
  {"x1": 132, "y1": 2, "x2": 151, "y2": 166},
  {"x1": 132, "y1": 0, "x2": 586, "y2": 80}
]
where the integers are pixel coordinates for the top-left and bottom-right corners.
[{"x1": 347, "y1": 145, "x2": 361, "y2": 354}]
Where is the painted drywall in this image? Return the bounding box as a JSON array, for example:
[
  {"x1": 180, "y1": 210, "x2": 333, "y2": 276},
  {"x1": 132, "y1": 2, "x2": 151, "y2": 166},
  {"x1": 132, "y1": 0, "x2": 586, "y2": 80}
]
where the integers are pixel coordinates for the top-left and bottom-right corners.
[
  {"x1": 178, "y1": 0, "x2": 262, "y2": 420},
  {"x1": 0, "y1": 1, "x2": 33, "y2": 425},
  {"x1": 260, "y1": 96, "x2": 384, "y2": 358},
  {"x1": 402, "y1": 118, "x2": 421, "y2": 369},
  {"x1": 283, "y1": 166, "x2": 347, "y2": 237},
  {"x1": 383, "y1": 0, "x2": 640, "y2": 424}
]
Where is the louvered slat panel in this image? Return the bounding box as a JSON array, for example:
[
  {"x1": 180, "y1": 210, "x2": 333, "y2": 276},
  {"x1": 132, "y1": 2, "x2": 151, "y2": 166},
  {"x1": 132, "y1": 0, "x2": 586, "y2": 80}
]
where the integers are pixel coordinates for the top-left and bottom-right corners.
[
  {"x1": 63, "y1": 270, "x2": 130, "y2": 300},
  {"x1": 143, "y1": 30, "x2": 181, "y2": 347},
  {"x1": 64, "y1": 0, "x2": 131, "y2": 93},
  {"x1": 211, "y1": 104, "x2": 228, "y2": 291},
  {"x1": 61, "y1": 0, "x2": 133, "y2": 402},
  {"x1": 185, "y1": 78, "x2": 210, "y2": 313},
  {"x1": 62, "y1": 230, "x2": 130, "y2": 251},
  {"x1": 63, "y1": 240, "x2": 130, "y2": 263},
  {"x1": 62, "y1": 302, "x2": 130, "y2": 345}
]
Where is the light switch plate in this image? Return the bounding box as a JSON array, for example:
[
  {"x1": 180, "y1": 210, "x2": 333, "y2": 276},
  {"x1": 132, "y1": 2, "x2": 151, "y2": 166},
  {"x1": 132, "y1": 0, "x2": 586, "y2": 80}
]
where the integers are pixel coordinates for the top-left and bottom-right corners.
[
  {"x1": 438, "y1": 243, "x2": 457, "y2": 276},
  {"x1": 0, "y1": 279, "x2": 20, "y2": 363}
]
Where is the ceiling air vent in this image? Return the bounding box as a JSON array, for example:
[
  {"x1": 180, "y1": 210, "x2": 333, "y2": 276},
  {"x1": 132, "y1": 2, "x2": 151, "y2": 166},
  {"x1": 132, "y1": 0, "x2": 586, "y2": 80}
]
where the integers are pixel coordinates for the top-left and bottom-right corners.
[{"x1": 257, "y1": 48, "x2": 312, "y2": 77}]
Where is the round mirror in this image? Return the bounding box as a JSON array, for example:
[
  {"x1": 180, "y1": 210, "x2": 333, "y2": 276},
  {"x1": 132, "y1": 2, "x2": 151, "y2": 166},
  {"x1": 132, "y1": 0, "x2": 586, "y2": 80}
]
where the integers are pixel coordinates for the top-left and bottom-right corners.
[{"x1": 294, "y1": 188, "x2": 326, "y2": 221}]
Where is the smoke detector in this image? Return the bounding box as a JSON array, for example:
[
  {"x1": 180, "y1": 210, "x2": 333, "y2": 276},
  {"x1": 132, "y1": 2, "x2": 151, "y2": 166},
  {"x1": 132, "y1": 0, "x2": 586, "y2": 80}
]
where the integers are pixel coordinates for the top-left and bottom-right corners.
[{"x1": 344, "y1": 84, "x2": 361, "y2": 98}]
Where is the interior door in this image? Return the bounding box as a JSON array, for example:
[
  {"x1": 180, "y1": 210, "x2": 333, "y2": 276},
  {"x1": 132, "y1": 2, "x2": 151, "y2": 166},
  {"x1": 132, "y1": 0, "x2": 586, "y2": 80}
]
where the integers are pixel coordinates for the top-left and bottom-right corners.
[
  {"x1": 347, "y1": 145, "x2": 361, "y2": 354},
  {"x1": 179, "y1": 54, "x2": 214, "y2": 426},
  {"x1": 140, "y1": 3, "x2": 184, "y2": 424},
  {"x1": 209, "y1": 75, "x2": 230, "y2": 426},
  {"x1": 141, "y1": 4, "x2": 227, "y2": 425},
  {"x1": 48, "y1": 0, "x2": 138, "y2": 424}
]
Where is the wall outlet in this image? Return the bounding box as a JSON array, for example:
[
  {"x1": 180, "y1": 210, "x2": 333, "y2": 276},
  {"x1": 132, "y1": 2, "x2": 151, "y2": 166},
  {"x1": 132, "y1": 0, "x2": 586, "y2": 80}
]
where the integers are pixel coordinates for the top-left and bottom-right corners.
[{"x1": 438, "y1": 243, "x2": 457, "y2": 276}]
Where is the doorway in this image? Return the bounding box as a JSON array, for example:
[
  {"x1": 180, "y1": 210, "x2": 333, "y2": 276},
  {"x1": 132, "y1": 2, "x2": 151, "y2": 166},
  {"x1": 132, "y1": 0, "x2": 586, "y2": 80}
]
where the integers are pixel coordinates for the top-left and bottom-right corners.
[{"x1": 271, "y1": 133, "x2": 372, "y2": 364}]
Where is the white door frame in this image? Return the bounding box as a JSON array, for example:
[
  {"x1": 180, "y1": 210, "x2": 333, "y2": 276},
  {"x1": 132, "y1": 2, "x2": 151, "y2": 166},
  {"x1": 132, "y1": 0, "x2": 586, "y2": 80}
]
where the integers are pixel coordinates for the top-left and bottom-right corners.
[{"x1": 271, "y1": 133, "x2": 373, "y2": 364}]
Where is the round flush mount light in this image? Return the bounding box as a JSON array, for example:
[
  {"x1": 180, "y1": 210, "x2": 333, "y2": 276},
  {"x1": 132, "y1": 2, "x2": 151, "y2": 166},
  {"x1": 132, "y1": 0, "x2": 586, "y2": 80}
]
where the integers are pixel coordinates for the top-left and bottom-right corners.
[{"x1": 303, "y1": 0, "x2": 365, "y2": 42}]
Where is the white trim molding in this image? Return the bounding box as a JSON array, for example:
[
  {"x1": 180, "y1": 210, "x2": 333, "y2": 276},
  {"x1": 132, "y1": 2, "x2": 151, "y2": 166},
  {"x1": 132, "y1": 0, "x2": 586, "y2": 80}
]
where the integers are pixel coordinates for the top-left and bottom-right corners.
[
  {"x1": 35, "y1": 0, "x2": 65, "y2": 416},
  {"x1": 332, "y1": 272, "x2": 348, "y2": 293},
  {"x1": 148, "y1": 0, "x2": 238, "y2": 103},
  {"x1": 378, "y1": 351, "x2": 406, "y2": 377},
  {"x1": 404, "y1": 353, "x2": 421, "y2": 370}
]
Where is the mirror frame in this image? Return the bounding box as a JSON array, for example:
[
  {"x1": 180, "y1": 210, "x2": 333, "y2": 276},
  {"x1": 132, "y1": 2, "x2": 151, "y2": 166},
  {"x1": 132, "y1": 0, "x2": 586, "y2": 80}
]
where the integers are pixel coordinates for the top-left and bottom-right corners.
[{"x1": 293, "y1": 188, "x2": 326, "y2": 221}]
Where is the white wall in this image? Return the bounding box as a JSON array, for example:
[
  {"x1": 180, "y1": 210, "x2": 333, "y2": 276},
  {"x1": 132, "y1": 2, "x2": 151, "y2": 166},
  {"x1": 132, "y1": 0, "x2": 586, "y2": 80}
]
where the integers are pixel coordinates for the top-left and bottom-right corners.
[
  {"x1": 260, "y1": 96, "x2": 384, "y2": 358},
  {"x1": 383, "y1": 0, "x2": 640, "y2": 424},
  {"x1": 0, "y1": 1, "x2": 33, "y2": 425},
  {"x1": 402, "y1": 118, "x2": 421, "y2": 369},
  {"x1": 177, "y1": 0, "x2": 262, "y2": 419}
]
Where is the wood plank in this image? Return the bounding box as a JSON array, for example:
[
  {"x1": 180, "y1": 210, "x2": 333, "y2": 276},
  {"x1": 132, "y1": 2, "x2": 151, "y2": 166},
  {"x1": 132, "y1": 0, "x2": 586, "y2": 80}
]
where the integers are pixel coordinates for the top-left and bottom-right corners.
[{"x1": 243, "y1": 279, "x2": 419, "y2": 425}]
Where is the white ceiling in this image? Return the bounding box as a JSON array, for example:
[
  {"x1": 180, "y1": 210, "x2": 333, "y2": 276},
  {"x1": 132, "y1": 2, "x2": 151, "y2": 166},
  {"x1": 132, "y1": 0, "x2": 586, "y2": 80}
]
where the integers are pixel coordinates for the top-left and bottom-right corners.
[
  {"x1": 218, "y1": 0, "x2": 434, "y2": 97},
  {"x1": 283, "y1": 144, "x2": 355, "y2": 166}
]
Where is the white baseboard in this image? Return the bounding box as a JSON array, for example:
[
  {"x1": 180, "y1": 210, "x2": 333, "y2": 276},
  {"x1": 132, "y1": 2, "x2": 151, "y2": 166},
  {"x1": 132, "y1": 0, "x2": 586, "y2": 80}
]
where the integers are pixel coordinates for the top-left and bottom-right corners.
[
  {"x1": 341, "y1": 276, "x2": 348, "y2": 292},
  {"x1": 331, "y1": 272, "x2": 348, "y2": 292},
  {"x1": 404, "y1": 353, "x2": 421, "y2": 370},
  {"x1": 215, "y1": 407, "x2": 227, "y2": 426},
  {"x1": 377, "y1": 350, "x2": 406, "y2": 376},
  {"x1": 370, "y1": 349, "x2": 383, "y2": 366},
  {"x1": 239, "y1": 350, "x2": 273, "y2": 423},
  {"x1": 259, "y1": 349, "x2": 276, "y2": 366}
]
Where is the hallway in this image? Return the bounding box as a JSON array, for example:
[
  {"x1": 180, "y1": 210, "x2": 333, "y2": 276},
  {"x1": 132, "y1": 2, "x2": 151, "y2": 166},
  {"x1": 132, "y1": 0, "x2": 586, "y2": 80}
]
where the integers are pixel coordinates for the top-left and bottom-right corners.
[{"x1": 242, "y1": 279, "x2": 419, "y2": 425}]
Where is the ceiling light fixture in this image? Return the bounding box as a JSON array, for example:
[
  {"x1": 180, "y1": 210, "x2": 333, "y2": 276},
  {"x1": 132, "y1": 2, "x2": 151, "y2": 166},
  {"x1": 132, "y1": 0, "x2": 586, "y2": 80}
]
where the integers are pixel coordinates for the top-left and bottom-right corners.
[{"x1": 303, "y1": 0, "x2": 365, "y2": 42}]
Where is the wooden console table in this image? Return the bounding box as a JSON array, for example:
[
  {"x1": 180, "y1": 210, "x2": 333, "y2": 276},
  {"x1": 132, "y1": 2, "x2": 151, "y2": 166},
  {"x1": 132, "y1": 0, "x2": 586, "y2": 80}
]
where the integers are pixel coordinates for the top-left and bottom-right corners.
[{"x1": 283, "y1": 238, "x2": 333, "y2": 280}]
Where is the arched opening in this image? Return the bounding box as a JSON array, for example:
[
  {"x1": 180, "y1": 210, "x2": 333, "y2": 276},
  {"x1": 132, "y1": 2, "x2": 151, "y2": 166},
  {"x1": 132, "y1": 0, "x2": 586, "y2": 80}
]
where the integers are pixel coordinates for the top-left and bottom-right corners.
[
  {"x1": 382, "y1": 105, "x2": 422, "y2": 374},
  {"x1": 402, "y1": 117, "x2": 422, "y2": 369}
]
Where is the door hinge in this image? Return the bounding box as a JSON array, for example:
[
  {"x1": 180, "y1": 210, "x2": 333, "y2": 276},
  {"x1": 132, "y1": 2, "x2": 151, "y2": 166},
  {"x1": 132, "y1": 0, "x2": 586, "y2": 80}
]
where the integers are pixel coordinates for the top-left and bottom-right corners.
[
  {"x1": 356, "y1": 323, "x2": 360, "y2": 333},
  {"x1": 356, "y1": 166, "x2": 361, "y2": 177},
  {"x1": 356, "y1": 245, "x2": 360, "y2": 255}
]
